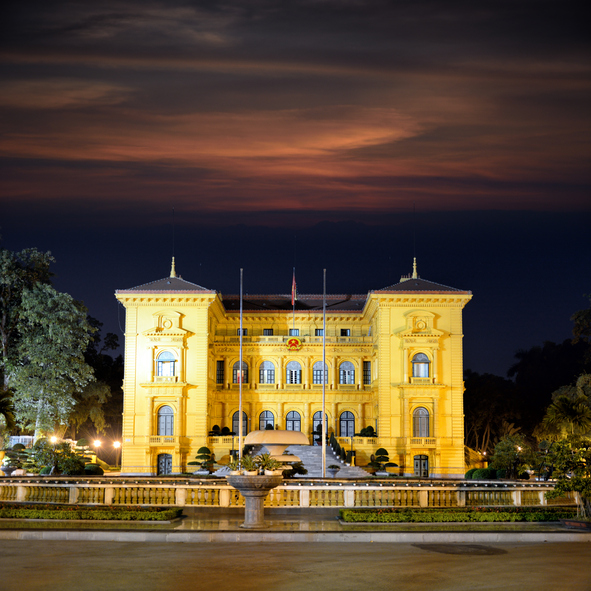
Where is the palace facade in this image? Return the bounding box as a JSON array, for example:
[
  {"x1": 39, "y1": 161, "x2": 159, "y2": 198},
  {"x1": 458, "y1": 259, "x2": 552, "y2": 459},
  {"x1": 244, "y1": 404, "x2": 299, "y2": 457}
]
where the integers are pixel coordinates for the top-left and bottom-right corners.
[{"x1": 115, "y1": 260, "x2": 471, "y2": 477}]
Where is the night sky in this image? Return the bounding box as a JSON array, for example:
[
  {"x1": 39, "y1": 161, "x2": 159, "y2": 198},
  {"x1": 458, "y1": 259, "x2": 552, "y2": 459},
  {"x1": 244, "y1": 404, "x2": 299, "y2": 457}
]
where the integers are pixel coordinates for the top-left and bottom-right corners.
[{"x1": 1, "y1": 1, "x2": 589, "y2": 377}]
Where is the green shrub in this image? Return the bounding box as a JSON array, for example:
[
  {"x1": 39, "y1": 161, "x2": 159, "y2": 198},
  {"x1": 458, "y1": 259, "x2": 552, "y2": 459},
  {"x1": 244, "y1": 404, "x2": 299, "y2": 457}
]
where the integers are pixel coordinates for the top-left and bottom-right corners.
[
  {"x1": 472, "y1": 468, "x2": 497, "y2": 480},
  {"x1": 0, "y1": 503, "x2": 182, "y2": 521},
  {"x1": 39, "y1": 466, "x2": 51, "y2": 475},
  {"x1": 465, "y1": 468, "x2": 478, "y2": 479},
  {"x1": 496, "y1": 469, "x2": 507, "y2": 479},
  {"x1": 84, "y1": 463, "x2": 104, "y2": 476},
  {"x1": 339, "y1": 506, "x2": 577, "y2": 523}
]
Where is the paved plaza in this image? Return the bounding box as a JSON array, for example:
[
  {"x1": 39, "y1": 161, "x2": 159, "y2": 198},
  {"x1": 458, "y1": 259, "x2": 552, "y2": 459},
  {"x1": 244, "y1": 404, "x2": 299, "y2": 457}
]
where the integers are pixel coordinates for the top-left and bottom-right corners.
[{"x1": 0, "y1": 540, "x2": 590, "y2": 591}]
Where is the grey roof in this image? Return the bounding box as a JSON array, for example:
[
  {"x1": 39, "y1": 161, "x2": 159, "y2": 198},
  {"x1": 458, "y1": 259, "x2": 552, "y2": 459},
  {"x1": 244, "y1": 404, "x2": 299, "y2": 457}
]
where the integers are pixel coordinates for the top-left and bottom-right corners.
[
  {"x1": 375, "y1": 277, "x2": 470, "y2": 293},
  {"x1": 221, "y1": 294, "x2": 368, "y2": 312},
  {"x1": 116, "y1": 276, "x2": 214, "y2": 293}
]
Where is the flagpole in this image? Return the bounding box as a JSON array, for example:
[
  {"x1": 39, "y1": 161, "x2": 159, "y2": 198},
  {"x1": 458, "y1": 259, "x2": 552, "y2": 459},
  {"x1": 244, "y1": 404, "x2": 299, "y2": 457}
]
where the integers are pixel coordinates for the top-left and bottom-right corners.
[
  {"x1": 292, "y1": 267, "x2": 296, "y2": 333},
  {"x1": 238, "y1": 268, "x2": 243, "y2": 464},
  {"x1": 322, "y1": 268, "x2": 326, "y2": 479}
]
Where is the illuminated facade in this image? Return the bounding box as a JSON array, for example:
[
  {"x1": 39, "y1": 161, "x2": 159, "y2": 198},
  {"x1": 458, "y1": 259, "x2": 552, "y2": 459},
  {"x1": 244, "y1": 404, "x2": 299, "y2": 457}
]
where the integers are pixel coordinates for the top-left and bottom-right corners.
[{"x1": 115, "y1": 260, "x2": 471, "y2": 477}]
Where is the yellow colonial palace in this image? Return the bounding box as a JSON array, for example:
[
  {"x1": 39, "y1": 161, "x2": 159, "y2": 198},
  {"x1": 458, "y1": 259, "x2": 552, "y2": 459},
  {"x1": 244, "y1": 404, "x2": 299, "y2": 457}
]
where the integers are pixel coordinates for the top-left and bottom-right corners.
[{"x1": 115, "y1": 260, "x2": 471, "y2": 477}]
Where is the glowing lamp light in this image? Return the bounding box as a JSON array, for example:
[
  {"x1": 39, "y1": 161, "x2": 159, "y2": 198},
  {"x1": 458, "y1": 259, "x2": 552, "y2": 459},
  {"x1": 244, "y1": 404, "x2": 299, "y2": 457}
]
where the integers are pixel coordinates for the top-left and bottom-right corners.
[
  {"x1": 113, "y1": 441, "x2": 121, "y2": 449},
  {"x1": 50, "y1": 436, "x2": 58, "y2": 444},
  {"x1": 94, "y1": 440, "x2": 102, "y2": 448}
]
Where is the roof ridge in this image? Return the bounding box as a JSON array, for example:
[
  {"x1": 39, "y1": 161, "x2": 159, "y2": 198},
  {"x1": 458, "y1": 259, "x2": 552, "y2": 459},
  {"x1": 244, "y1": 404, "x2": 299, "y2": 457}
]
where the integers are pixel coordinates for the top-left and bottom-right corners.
[{"x1": 118, "y1": 276, "x2": 212, "y2": 292}]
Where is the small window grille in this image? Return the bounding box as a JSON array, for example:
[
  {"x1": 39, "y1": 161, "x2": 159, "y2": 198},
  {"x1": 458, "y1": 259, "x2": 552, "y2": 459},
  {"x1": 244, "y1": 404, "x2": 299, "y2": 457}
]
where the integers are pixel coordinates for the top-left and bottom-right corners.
[{"x1": 363, "y1": 361, "x2": 371, "y2": 385}]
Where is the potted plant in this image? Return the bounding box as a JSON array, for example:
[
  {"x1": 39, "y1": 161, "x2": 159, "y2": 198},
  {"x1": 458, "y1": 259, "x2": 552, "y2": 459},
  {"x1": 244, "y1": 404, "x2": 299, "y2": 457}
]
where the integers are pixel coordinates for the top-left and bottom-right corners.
[
  {"x1": 241, "y1": 454, "x2": 258, "y2": 475},
  {"x1": 227, "y1": 457, "x2": 241, "y2": 475},
  {"x1": 327, "y1": 464, "x2": 341, "y2": 478},
  {"x1": 256, "y1": 453, "x2": 283, "y2": 475}
]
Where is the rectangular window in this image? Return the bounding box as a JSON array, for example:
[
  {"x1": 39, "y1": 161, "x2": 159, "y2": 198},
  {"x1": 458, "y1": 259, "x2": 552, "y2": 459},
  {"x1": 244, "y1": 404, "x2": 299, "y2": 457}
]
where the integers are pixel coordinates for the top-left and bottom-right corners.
[
  {"x1": 339, "y1": 369, "x2": 355, "y2": 384},
  {"x1": 315, "y1": 329, "x2": 324, "y2": 336},
  {"x1": 237, "y1": 328, "x2": 248, "y2": 336},
  {"x1": 259, "y1": 368, "x2": 275, "y2": 384},
  {"x1": 216, "y1": 360, "x2": 224, "y2": 384},
  {"x1": 313, "y1": 369, "x2": 328, "y2": 384},
  {"x1": 340, "y1": 329, "x2": 350, "y2": 336},
  {"x1": 287, "y1": 369, "x2": 301, "y2": 384},
  {"x1": 289, "y1": 329, "x2": 299, "y2": 336},
  {"x1": 363, "y1": 361, "x2": 371, "y2": 385},
  {"x1": 263, "y1": 328, "x2": 273, "y2": 336}
]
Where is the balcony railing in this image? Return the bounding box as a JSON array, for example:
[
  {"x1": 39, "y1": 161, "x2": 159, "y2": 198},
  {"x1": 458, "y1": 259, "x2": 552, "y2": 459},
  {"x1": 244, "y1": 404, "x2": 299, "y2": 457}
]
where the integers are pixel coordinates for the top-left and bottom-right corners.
[
  {"x1": 214, "y1": 336, "x2": 372, "y2": 345},
  {"x1": 410, "y1": 437, "x2": 437, "y2": 446},
  {"x1": 148, "y1": 436, "x2": 177, "y2": 445},
  {"x1": 154, "y1": 376, "x2": 178, "y2": 383},
  {"x1": 410, "y1": 377, "x2": 433, "y2": 385}
]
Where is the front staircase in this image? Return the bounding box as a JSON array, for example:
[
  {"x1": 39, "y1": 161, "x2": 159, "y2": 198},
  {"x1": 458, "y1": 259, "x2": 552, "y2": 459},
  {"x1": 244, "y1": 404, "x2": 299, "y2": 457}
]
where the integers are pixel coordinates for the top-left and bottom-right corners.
[{"x1": 286, "y1": 445, "x2": 370, "y2": 479}]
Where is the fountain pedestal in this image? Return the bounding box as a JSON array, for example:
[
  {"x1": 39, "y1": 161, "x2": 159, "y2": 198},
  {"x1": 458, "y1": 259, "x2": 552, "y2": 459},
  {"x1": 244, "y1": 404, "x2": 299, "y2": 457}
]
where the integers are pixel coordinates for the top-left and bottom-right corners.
[{"x1": 226, "y1": 475, "x2": 283, "y2": 529}]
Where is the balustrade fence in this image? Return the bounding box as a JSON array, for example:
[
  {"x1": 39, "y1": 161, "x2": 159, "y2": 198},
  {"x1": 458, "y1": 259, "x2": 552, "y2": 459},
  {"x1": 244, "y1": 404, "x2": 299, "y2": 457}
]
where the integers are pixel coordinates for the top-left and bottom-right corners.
[{"x1": 0, "y1": 479, "x2": 576, "y2": 509}]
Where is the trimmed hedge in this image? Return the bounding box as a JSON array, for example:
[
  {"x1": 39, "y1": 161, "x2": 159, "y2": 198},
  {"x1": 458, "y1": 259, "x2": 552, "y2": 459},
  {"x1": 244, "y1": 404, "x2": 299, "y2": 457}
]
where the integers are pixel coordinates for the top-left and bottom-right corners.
[
  {"x1": 339, "y1": 507, "x2": 577, "y2": 523},
  {"x1": 0, "y1": 503, "x2": 182, "y2": 521},
  {"x1": 464, "y1": 468, "x2": 478, "y2": 479}
]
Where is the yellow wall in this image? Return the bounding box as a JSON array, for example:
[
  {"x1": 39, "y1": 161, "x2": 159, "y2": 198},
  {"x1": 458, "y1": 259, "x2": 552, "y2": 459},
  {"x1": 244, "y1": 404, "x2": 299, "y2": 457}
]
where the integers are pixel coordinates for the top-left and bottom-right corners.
[{"x1": 115, "y1": 268, "x2": 471, "y2": 477}]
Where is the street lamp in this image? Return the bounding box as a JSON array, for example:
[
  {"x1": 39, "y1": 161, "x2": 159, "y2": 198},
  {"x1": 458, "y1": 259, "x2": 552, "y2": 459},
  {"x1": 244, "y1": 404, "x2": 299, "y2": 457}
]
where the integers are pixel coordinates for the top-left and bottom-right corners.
[
  {"x1": 50, "y1": 436, "x2": 58, "y2": 444},
  {"x1": 113, "y1": 441, "x2": 121, "y2": 468},
  {"x1": 93, "y1": 440, "x2": 101, "y2": 463}
]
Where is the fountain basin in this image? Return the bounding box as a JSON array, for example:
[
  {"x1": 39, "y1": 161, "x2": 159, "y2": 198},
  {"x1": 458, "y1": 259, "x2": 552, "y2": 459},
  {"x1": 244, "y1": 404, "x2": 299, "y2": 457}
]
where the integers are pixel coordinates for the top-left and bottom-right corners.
[{"x1": 226, "y1": 475, "x2": 283, "y2": 529}]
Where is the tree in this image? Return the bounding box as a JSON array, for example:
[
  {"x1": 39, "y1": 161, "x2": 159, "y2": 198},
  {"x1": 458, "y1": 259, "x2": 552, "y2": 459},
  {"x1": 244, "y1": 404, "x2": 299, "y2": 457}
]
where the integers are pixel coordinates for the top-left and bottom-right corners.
[
  {"x1": 545, "y1": 437, "x2": 591, "y2": 518},
  {"x1": 0, "y1": 385, "x2": 16, "y2": 431},
  {"x1": 10, "y1": 284, "x2": 94, "y2": 437},
  {"x1": 508, "y1": 340, "x2": 590, "y2": 434},
  {"x1": 539, "y1": 394, "x2": 591, "y2": 440},
  {"x1": 489, "y1": 434, "x2": 534, "y2": 479},
  {"x1": 463, "y1": 370, "x2": 518, "y2": 453},
  {"x1": 65, "y1": 317, "x2": 123, "y2": 439},
  {"x1": 571, "y1": 296, "x2": 591, "y2": 363},
  {"x1": 0, "y1": 247, "x2": 53, "y2": 389}
]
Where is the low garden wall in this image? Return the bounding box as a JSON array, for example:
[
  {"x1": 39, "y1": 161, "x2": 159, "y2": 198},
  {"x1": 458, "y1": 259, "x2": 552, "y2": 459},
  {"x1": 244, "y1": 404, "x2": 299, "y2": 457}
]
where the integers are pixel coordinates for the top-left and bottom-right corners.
[{"x1": 0, "y1": 478, "x2": 577, "y2": 509}]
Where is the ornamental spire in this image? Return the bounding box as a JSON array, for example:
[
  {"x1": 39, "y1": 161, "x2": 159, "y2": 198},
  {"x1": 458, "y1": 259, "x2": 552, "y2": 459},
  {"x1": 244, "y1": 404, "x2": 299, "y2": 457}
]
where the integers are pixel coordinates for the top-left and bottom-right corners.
[
  {"x1": 170, "y1": 257, "x2": 177, "y2": 278},
  {"x1": 412, "y1": 257, "x2": 418, "y2": 279}
]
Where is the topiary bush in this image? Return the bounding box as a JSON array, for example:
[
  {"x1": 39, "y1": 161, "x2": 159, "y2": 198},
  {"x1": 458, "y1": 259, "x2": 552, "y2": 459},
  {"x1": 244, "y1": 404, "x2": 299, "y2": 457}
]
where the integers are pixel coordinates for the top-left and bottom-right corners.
[
  {"x1": 496, "y1": 469, "x2": 507, "y2": 479},
  {"x1": 472, "y1": 468, "x2": 497, "y2": 480},
  {"x1": 84, "y1": 463, "x2": 104, "y2": 476},
  {"x1": 465, "y1": 468, "x2": 478, "y2": 479}
]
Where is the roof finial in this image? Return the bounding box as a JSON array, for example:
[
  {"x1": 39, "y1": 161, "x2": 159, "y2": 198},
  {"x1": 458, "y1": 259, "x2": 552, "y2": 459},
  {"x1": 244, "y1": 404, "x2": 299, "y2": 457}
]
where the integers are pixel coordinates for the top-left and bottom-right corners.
[
  {"x1": 170, "y1": 257, "x2": 177, "y2": 278},
  {"x1": 412, "y1": 257, "x2": 418, "y2": 279}
]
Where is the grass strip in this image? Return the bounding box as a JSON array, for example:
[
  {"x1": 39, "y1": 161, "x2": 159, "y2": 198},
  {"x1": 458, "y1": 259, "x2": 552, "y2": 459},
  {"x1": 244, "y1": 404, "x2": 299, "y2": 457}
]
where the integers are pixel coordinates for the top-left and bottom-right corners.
[
  {"x1": 339, "y1": 507, "x2": 577, "y2": 523},
  {"x1": 0, "y1": 503, "x2": 182, "y2": 521}
]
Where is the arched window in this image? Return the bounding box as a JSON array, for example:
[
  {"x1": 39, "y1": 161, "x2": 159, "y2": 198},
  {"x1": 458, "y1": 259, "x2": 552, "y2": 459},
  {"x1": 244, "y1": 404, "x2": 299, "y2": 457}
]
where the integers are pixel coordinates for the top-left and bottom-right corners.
[
  {"x1": 339, "y1": 361, "x2": 355, "y2": 385},
  {"x1": 232, "y1": 411, "x2": 248, "y2": 435},
  {"x1": 413, "y1": 407, "x2": 430, "y2": 437},
  {"x1": 313, "y1": 410, "x2": 328, "y2": 437},
  {"x1": 412, "y1": 353, "x2": 430, "y2": 378},
  {"x1": 157, "y1": 405, "x2": 174, "y2": 436},
  {"x1": 157, "y1": 351, "x2": 176, "y2": 377},
  {"x1": 259, "y1": 410, "x2": 274, "y2": 430},
  {"x1": 286, "y1": 411, "x2": 301, "y2": 431},
  {"x1": 233, "y1": 361, "x2": 248, "y2": 384},
  {"x1": 286, "y1": 361, "x2": 302, "y2": 384},
  {"x1": 340, "y1": 411, "x2": 355, "y2": 437},
  {"x1": 259, "y1": 361, "x2": 275, "y2": 384},
  {"x1": 313, "y1": 361, "x2": 328, "y2": 384}
]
